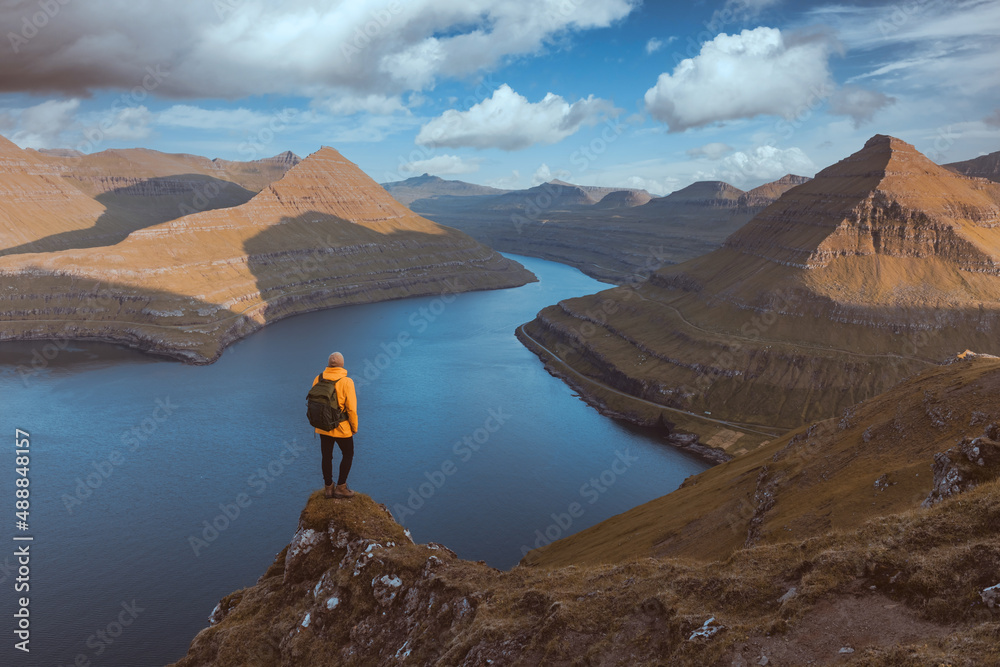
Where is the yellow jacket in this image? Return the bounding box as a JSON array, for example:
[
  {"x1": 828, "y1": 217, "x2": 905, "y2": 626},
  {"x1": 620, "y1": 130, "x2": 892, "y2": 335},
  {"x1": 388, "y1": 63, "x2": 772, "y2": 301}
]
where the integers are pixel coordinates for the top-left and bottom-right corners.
[{"x1": 311, "y1": 367, "x2": 358, "y2": 438}]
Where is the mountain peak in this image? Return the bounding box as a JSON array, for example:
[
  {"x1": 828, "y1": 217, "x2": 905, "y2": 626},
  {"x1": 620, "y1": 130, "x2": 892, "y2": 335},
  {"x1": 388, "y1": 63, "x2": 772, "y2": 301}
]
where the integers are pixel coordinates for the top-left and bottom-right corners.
[{"x1": 724, "y1": 135, "x2": 1000, "y2": 273}]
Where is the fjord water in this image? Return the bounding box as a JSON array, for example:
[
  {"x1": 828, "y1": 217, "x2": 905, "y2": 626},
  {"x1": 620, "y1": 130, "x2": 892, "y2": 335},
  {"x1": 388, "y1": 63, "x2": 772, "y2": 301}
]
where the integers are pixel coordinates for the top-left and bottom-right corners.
[{"x1": 0, "y1": 254, "x2": 708, "y2": 667}]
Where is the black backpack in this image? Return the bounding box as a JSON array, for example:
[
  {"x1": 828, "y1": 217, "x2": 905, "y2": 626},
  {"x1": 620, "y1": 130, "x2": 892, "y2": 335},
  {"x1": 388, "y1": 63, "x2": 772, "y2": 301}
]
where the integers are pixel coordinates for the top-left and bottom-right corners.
[{"x1": 306, "y1": 373, "x2": 348, "y2": 431}]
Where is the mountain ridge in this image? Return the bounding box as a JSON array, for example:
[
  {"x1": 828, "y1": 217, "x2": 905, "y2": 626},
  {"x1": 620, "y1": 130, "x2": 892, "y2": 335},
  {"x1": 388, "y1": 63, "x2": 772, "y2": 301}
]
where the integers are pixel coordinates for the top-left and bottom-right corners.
[
  {"x1": 520, "y1": 135, "x2": 1000, "y2": 455},
  {"x1": 0, "y1": 142, "x2": 535, "y2": 363}
]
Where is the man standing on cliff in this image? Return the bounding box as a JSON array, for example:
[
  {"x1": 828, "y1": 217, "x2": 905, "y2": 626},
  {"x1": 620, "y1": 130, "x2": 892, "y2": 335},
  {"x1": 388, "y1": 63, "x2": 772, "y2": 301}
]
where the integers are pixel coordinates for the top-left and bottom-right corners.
[{"x1": 311, "y1": 352, "x2": 358, "y2": 499}]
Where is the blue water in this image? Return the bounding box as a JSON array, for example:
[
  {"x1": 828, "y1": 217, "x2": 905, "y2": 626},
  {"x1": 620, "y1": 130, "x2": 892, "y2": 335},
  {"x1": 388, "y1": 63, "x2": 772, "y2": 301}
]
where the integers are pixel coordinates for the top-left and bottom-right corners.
[{"x1": 0, "y1": 254, "x2": 708, "y2": 666}]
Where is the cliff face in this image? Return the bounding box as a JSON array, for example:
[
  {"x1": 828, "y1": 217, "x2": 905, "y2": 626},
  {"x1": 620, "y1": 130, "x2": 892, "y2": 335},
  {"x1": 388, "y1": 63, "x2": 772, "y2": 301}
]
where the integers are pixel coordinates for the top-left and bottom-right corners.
[
  {"x1": 946, "y1": 149, "x2": 1000, "y2": 183},
  {"x1": 521, "y1": 136, "x2": 1000, "y2": 454},
  {"x1": 171, "y1": 363, "x2": 1000, "y2": 666},
  {"x1": 0, "y1": 144, "x2": 534, "y2": 363}
]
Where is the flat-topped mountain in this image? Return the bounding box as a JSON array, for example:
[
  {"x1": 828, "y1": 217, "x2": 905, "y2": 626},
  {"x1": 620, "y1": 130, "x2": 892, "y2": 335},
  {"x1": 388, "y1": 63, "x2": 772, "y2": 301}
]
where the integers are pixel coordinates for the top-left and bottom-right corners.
[
  {"x1": 521, "y1": 135, "x2": 1000, "y2": 456},
  {"x1": 645, "y1": 180, "x2": 743, "y2": 207},
  {"x1": 0, "y1": 143, "x2": 534, "y2": 363},
  {"x1": 381, "y1": 173, "x2": 508, "y2": 205},
  {"x1": 736, "y1": 174, "x2": 811, "y2": 207},
  {"x1": 946, "y1": 149, "x2": 1000, "y2": 183}
]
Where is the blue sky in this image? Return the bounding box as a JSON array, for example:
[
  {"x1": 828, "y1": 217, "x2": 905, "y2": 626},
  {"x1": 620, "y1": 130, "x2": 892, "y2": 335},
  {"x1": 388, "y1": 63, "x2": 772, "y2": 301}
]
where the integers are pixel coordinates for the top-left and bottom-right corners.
[{"x1": 1, "y1": 0, "x2": 998, "y2": 195}]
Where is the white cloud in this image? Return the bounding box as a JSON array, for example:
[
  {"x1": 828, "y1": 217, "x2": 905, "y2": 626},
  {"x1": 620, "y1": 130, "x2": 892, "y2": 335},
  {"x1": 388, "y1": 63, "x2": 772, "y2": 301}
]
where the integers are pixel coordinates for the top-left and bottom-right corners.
[
  {"x1": 828, "y1": 86, "x2": 895, "y2": 128},
  {"x1": 531, "y1": 163, "x2": 571, "y2": 185},
  {"x1": 686, "y1": 142, "x2": 734, "y2": 159},
  {"x1": 157, "y1": 105, "x2": 280, "y2": 130},
  {"x1": 708, "y1": 0, "x2": 782, "y2": 30},
  {"x1": 416, "y1": 84, "x2": 619, "y2": 151},
  {"x1": 399, "y1": 154, "x2": 483, "y2": 176},
  {"x1": 807, "y1": 2, "x2": 1000, "y2": 102},
  {"x1": 316, "y1": 94, "x2": 408, "y2": 117},
  {"x1": 3, "y1": 99, "x2": 81, "y2": 149},
  {"x1": 0, "y1": 0, "x2": 639, "y2": 102},
  {"x1": 645, "y1": 38, "x2": 663, "y2": 55},
  {"x1": 98, "y1": 106, "x2": 153, "y2": 141},
  {"x1": 486, "y1": 170, "x2": 521, "y2": 190},
  {"x1": 644, "y1": 27, "x2": 837, "y2": 132},
  {"x1": 621, "y1": 175, "x2": 676, "y2": 197},
  {"x1": 696, "y1": 145, "x2": 816, "y2": 186}
]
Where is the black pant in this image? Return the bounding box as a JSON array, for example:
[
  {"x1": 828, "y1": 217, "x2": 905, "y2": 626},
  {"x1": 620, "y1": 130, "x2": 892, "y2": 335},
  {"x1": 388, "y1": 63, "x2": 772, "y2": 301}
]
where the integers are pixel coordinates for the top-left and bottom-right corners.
[{"x1": 320, "y1": 434, "x2": 354, "y2": 486}]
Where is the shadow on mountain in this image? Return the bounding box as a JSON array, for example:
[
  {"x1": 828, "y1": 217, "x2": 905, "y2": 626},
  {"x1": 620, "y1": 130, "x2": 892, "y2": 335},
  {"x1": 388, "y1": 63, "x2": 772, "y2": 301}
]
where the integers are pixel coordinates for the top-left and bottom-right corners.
[
  {"x1": 0, "y1": 174, "x2": 256, "y2": 257},
  {"x1": 243, "y1": 210, "x2": 535, "y2": 326},
  {"x1": 0, "y1": 269, "x2": 245, "y2": 365}
]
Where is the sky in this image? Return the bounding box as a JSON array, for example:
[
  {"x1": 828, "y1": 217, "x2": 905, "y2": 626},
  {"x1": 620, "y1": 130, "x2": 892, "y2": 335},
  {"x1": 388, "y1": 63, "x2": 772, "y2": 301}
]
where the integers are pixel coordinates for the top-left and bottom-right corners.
[{"x1": 0, "y1": 0, "x2": 998, "y2": 195}]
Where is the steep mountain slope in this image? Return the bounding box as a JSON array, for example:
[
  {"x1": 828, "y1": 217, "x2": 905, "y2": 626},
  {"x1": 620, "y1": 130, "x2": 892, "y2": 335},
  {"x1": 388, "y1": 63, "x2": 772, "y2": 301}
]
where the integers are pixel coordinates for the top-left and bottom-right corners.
[
  {"x1": 521, "y1": 136, "x2": 1000, "y2": 456},
  {"x1": 412, "y1": 176, "x2": 802, "y2": 284},
  {"x1": 946, "y1": 149, "x2": 1000, "y2": 182},
  {"x1": 169, "y1": 362, "x2": 1000, "y2": 665},
  {"x1": 0, "y1": 146, "x2": 534, "y2": 363},
  {"x1": 525, "y1": 353, "x2": 1000, "y2": 567},
  {"x1": 0, "y1": 134, "x2": 107, "y2": 249}
]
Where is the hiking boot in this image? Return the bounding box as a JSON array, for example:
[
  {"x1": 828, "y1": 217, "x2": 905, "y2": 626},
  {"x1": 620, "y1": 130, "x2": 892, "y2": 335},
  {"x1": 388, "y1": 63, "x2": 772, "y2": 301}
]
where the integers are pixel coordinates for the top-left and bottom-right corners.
[
  {"x1": 324, "y1": 484, "x2": 335, "y2": 499},
  {"x1": 334, "y1": 483, "x2": 355, "y2": 498}
]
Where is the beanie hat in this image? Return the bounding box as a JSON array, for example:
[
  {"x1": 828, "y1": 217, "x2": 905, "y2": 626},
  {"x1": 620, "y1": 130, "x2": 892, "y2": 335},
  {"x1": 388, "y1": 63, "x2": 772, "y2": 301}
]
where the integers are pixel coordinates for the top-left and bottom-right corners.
[{"x1": 328, "y1": 352, "x2": 345, "y2": 368}]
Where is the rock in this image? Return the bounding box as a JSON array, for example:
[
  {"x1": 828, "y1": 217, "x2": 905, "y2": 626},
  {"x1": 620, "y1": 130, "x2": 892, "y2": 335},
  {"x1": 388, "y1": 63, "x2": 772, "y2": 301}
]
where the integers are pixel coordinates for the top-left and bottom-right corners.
[
  {"x1": 778, "y1": 587, "x2": 798, "y2": 604},
  {"x1": 923, "y1": 426, "x2": 1000, "y2": 506},
  {"x1": 840, "y1": 646, "x2": 855, "y2": 654},
  {"x1": 982, "y1": 583, "x2": 1000, "y2": 609},
  {"x1": 688, "y1": 616, "x2": 725, "y2": 640}
]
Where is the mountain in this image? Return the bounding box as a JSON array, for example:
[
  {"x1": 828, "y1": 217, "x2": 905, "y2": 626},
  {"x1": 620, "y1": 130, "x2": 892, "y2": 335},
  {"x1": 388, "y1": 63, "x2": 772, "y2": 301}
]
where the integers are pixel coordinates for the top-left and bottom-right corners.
[
  {"x1": 170, "y1": 356, "x2": 1000, "y2": 665},
  {"x1": 0, "y1": 134, "x2": 107, "y2": 250},
  {"x1": 737, "y1": 173, "x2": 811, "y2": 207},
  {"x1": 0, "y1": 145, "x2": 534, "y2": 363},
  {"x1": 381, "y1": 173, "x2": 508, "y2": 206},
  {"x1": 520, "y1": 135, "x2": 1000, "y2": 458},
  {"x1": 548, "y1": 178, "x2": 651, "y2": 204},
  {"x1": 946, "y1": 150, "x2": 1000, "y2": 183},
  {"x1": 525, "y1": 352, "x2": 1000, "y2": 566},
  {"x1": 645, "y1": 180, "x2": 743, "y2": 207},
  {"x1": 592, "y1": 189, "x2": 652, "y2": 208},
  {"x1": 7, "y1": 147, "x2": 300, "y2": 255},
  {"x1": 410, "y1": 176, "x2": 798, "y2": 284}
]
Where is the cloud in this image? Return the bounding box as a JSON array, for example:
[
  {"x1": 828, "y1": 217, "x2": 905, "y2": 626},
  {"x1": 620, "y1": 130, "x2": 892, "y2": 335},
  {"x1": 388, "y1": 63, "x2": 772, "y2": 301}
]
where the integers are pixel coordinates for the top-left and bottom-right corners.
[
  {"x1": 809, "y1": 2, "x2": 1000, "y2": 100},
  {"x1": 707, "y1": 0, "x2": 782, "y2": 32},
  {"x1": 487, "y1": 170, "x2": 521, "y2": 189},
  {"x1": 645, "y1": 38, "x2": 663, "y2": 54},
  {"x1": 686, "y1": 142, "x2": 734, "y2": 159},
  {"x1": 828, "y1": 86, "x2": 895, "y2": 128},
  {"x1": 416, "y1": 84, "x2": 618, "y2": 151},
  {"x1": 0, "y1": 0, "x2": 638, "y2": 102},
  {"x1": 621, "y1": 175, "x2": 677, "y2": 197},
  {"x1": 97, "y1": 106, "x2": 153, "y2": 141},
  {"x1": 696, "y1": 145, "x2": 816, "y2": 186},
  {"x1": 399, "y1": 154, "x2": 483, "y2": 176},
  {"x1": 986, "y1": 109, "x2": 1000, "y2": 129},
  {"x1": 317, "y1": 94, "x2": 408, "y2": 116},
  {"x1": 157, "y1": 105, "x2": 283, "y2": 130},
  {"x1": 2, "y1": 98, "x2": 80, "y2": 148},
  {"x1": 531, "y1": 163, "x2": 571, "y2": 185},
  {"x1": 644, "y1": 27, "x2": 837, "y2": 132}
]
